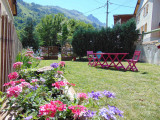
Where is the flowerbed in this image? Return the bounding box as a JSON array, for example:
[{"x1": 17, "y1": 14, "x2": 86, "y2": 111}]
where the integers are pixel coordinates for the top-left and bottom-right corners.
[{"x1": 1, "y1": 49, "x2": 124, "y2": 120}]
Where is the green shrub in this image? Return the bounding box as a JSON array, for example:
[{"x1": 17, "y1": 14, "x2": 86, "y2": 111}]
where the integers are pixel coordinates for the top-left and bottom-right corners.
[{"x1": 72, "y1": 18, "x2": 139, "y2": 58}]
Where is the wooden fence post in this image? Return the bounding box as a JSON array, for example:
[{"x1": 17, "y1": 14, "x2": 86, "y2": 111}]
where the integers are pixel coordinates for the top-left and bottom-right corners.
[{"x1": 1, "y1": 15, "x2": 5, "y2": 92}]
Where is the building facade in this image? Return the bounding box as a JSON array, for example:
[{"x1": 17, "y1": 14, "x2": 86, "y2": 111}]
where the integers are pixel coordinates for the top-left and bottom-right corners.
[
  {"x1": 135, "y1": 0, "x2": 160, "y2": 65},
  {"x1": 0, "y1": 0, "x2": 22, "y2": 92},
  {"x1": 113, "y1": 14, "x2": 134, "y2": 25}
]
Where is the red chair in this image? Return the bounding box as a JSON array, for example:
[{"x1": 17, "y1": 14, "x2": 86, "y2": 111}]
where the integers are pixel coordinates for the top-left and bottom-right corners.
[
  {"x1": 87, "y1": 51, "x2": 97, "y2": 66},
  {"x1": 125, "y1": 51, "x2": 141, "y2": 71}
]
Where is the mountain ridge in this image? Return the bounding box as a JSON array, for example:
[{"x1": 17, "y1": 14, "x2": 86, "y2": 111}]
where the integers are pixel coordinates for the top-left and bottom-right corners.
[{"x1": 16, "y1": 0, "x2": 105, "y2": 27}]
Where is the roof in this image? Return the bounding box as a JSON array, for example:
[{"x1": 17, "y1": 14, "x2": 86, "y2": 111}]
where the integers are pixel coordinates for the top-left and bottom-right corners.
[
  {"x1": 113, "y1": 14, "x2": 134, "y2": 25},
  {"x1": 134, "y1": 0, "x2": 141, "y2": 15},
  {"x1": 8, "y1": 0, "x2": 17, "y2": 16},
  {"x1": 13, "y1": 0, "x2": 17, "y2": 16},
  {"x1": 113, "y1": 14, "x2": 134, "y2": 17}
]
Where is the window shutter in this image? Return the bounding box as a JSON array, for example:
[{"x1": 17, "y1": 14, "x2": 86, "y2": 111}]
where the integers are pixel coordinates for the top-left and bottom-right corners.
[{"x1": 144, "y1": 23, "x2": 147, "y2": 32}]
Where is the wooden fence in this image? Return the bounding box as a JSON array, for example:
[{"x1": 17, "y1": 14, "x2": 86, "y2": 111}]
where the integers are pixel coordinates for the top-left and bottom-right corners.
[
  {"x1": 0, "y1": 3, "x2": 22, "y2": 92},
  {"x1": 40, "y1": 46, "x2": 59, "y2": 60}
]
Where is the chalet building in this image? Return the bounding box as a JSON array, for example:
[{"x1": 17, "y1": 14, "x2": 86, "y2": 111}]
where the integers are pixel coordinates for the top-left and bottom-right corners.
[
  {"x1": 134, "y1": 0, "x2": 160, "y2": 65},
  {"x1": 0, "y1": 0, "x2": 22, "y2": 91},
  {"x1": 113, "y1": 14, "x2": 134, "y2": 25}
]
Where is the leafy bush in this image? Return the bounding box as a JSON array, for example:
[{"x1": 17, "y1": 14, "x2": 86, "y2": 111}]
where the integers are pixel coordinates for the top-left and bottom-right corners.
[
  {"x1": 15, "y1": 48, "x2": 42, "y2": 69},
  {"x1": 72, "y1": 18, "x2": 139, "y2": 58}
]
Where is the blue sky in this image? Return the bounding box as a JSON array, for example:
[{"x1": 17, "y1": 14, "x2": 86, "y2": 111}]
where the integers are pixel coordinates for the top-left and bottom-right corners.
[{"x1": 23, "y1": 0, "x2": 137, "y2": 27}]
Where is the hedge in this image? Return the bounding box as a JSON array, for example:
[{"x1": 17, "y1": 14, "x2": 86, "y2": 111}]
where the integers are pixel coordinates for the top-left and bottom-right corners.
[{"x1": 72, "y1": 19, "x2": 139, "y2": 58}]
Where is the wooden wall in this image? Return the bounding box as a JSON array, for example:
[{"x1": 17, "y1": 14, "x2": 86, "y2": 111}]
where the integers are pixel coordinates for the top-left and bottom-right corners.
[{"x1": 0, "y1": 3, "x2": 22, "y2": 92}]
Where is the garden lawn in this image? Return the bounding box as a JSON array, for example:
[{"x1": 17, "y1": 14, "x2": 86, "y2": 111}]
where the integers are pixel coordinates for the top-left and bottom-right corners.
[{"x1": 38, "y1": 59, "x2": 160, "y2": 120}]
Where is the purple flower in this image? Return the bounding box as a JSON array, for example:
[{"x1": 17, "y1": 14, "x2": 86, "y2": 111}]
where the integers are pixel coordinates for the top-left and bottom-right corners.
[
  {"x1": 40, "y1": 77, "x2": 46, "y2": 83},
  {"x1": 24, "y1": 116, "x2": 32, "y2": 120},
  {"x1": 29, "y1": 85, "x2": 39, "y2": 91},
  {"x1": 88, "y1": 91, "x2": 103, "y2": 100},
  {"x1": 50, "y1": 63, "x2": 59, "y2": 68},
  {"x1": 108, "y1": 105, "x2": 123, "y2": 117},
  {"x1": 103, "y1": 90, "x2": 115, "y2": 98},
  {"x1": 99, "y1": 106, "x2": 123, "y2": 120},
  {"x1": 99, "y1": 108, "x2": 116, "y2": 120},
  {"x1": 83, "y1": 110, "x2": 97, "y2": 118}
]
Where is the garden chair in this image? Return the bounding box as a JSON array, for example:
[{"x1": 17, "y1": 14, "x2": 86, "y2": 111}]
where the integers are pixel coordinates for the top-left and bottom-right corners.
[
  {"x1": 87, "y1": 51, "x2": 97, "y2": 66},
  {"x1": 94, "y1": 51, "x2": 103, "y2": 66},
  {"x1": 125, "y1": 51, "x2": 141, "y2": 71}
]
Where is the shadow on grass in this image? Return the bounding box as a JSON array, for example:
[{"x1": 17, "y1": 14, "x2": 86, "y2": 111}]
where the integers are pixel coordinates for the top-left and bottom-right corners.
[
  {"x1": 95, "y1": 66, "x2": 141, "y2": 73},
  {"x1": 141, "y1": 72, "x2": 148, "y2": 74},
  {"x1": 74, "y1": 58, "x2": 88, "y2": 62}
]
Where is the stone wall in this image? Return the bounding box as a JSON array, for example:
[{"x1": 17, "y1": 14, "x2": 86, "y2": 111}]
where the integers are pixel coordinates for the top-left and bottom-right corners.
[{"x1": 136, "y1": 41, "x2": 160, "y2": 65}]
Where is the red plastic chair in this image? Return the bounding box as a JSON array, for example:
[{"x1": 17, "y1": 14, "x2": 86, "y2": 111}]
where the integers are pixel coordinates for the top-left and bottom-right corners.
[
  {"x1": 125, "y1": 51, "x2": 141, "y2": 71},
  {"x1": 87, "y1": 51, "x2": 97, "y2": 66}
]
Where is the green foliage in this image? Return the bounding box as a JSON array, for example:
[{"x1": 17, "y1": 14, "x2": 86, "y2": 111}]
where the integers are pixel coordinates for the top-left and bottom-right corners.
[
  {"x1": 21, "y1": 17, "x2": 40, "y2": 51},
  {"x1": 36, "y1": 14, "x2": 94, "y2": 46},
  {"x1": 41, "y1": 69, "x2": 56, "y2": 89},
  {"x1": 0, "y1": 91, "x2": 6, "y2": 109},
  {"x1": 14, "y1": 0, "x2": 104, "y2": 35},
  {"x1": 61, "y1": 23, "x2": 69, "y2": 45},
  {"x1": 36, "y1": 15, "x2": 57, "y2": 46},
  {"x1": 15, "y1": 0, "x2": 98, "y2": 48},
  {"x1": 72, "y1": 18, "x2": 139, "y2": 58},
  {"x1": 4, "y1": 61, "x2": 74, "y2": 120},
  {"x1": 9, "y1": 85, "x2": 53, "y2": 119},
  {"x1": 72, "y1": 28, "x2": 94, "y2": 58},
  {"x1": 15, "y1": 49, "x2": 41, "y2": 69}
]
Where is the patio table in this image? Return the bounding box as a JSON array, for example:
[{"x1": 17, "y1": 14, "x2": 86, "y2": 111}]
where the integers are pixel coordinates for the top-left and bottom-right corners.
[{"x1": 94, "y1": 53, "x2": 128, "y2": 70}]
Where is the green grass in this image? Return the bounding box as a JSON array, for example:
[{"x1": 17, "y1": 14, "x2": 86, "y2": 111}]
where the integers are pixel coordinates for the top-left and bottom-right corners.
[{"x1": 38, "y1": 59, "x2": 160, "y2": 120}]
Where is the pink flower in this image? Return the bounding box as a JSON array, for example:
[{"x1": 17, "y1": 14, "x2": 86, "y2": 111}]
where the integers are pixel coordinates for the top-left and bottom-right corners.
[
  {"x1": 57, "y1": 71, "x2": 63, "y2": 75},
  {"x1": 14, "y1": 79, "x2": 26, "y2": 84},
  {"x1": 4, "y1": 79, "x2": 26, "y2": 87},
  {"x1": 68, "y1": 105, "x2": 86, "y2": 118},
  {"x1": 28, "y1": 61, "x2": 32, "y2": 64},
  {"x1": 13, "y1": 62, "x2": 23, "y2": 69},
  {"x1": 39, "y1": 103, "x2": 57, "y2": 118},
  {"x1": 77, "y1": 93, "x2": 88, "y2": 100},
  {"x1": 20, "y1": 79, "x2": 25, "y2": 82},
  {"x1": 50, "y1": 100, "x2": 66, "y2": 111},
  {"x1": 20, "y1": 82, "x2": 31, "y2": 88},
  {"x1": 27, "y1": 48, "x2": 31, "y2": 51},
  {"x1": 25, "y1": 54, "x2": 33, "y2": 58},
  {"x1": 3, "y1": 81, "x2": 16, "y2": 87},
  {"x1": 6, "y1": 85, "x2": 22, "y2": 98},
  {"x1": 52, "y1": 81, "x2": 67, "y2": 89},
  {"x1": 35, "y1": 57, "x2": 41, "y2": 60},
  {"x1": 58, "y1": 61, "x2": 65, "y2": 67},
  {"x1": 67, "y1": 82, "x2": 76, "y2": 87},
  {"x1": 27, "y1": 51, "x2": 34, "y2": 54},
  {"x1": 31, "y1": 79, "x2": 39, "y2": 83},
  {"x1": 8, "y1": 72, "x2": 19, "y2": 80}
]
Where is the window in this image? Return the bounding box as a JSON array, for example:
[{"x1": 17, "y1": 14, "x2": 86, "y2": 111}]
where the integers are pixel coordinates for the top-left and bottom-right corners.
[
  {"x1": 144, "y1": 23, "x2": 147, "y2": 32},
  {"x1": 143, "y1": 7, "x2": 146, "y2": 16},
  {"x1": 141, "y1": 26, "x2": 144, "y2": 33},
  {"x1": 146, "y1": 4, "x2": 149, "y2": 14},
  {"x1": 143, "y1": 4, "x2": 149, "y2": 17}
]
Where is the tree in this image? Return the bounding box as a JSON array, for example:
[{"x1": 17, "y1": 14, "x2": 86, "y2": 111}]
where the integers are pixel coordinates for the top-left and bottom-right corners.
[
  {"x1": 61, "y1": 23, "x2": 69, "y2": 45},
  {"x1": 36, "y1": 14, "x2": 65, "y2": 46},
  {"x1": 53, "y1": 13, "x2": 65, "y2": 33},
  {"x1": 21, "y1": 17, "x2": 39, "y2": 50},
  {"x1": 36, "y1": 15, "x2": 56, "y2": 46}
]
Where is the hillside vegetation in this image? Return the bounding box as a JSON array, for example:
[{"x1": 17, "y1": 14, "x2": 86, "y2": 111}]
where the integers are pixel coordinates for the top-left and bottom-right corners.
[{"x1": 14, "y1": 0, "x2": 105, "y2": 31}]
